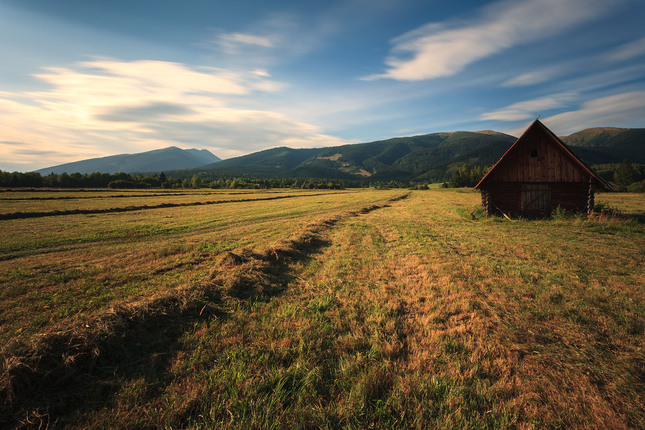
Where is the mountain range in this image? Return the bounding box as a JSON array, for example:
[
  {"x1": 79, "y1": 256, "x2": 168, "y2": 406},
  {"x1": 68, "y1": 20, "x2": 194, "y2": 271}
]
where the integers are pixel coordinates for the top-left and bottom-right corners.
[
  {"x1": 179, "y1": 127, "x2": 644, "y2": 182},
  {"x1": 560, "y1": 127, "x2": 644, "y2": 165},
  {"x1": 196, "y1": 130, "x2": 518, "y2": 182},
  {"x1": 35, "y1": 147, "x2": 220, "y2": 175},
  {"x1": 34, "y1": 127, "x2": 644, "y2": 182}
]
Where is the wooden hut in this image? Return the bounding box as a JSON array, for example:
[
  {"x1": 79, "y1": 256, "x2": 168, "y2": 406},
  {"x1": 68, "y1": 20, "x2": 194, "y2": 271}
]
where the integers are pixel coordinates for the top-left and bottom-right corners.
[{"x1": 475, "y1": 119, "x2": 611, "y2": 217}]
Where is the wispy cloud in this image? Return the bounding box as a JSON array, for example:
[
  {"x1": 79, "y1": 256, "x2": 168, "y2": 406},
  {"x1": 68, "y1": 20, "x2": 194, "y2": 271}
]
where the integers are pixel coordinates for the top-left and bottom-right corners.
[
  {"x1": 480, "y1": 93, "x2": 576, "y2": 121},
  {"x1": 37, "y1": 59, "x2": 251, "y2": 97},
  {"x1": 215, "y1": 32, "x2": 274, "y2": 54},
  {"x1": 13, "y1": 149, "x2": 65, "y2": 157},
  {"x1": 206, "y1": 10, "x2": 354, "y2": 67},
  {"x1": 96, "y1": 102, "x2": 195, "y2": 122},
  {"x1": 365, "y1": 0, "x2": 616, "y2": 81},
  {"x1": 541, "y1": 90, "x2": 645, "y2": 134},
  {"x1": 549, "y1": 63, "x2": 645, "y2": 95},
  {"x1": 502, "y1": 66, "x2": 566, "y2": 87},
  {"x1": 206, "y1": 13, "x2": 300, "y2": 63},
  {"x1": 606, "y1": 36, "x2": 645, "y2": 63},
  {"x1": 0, "y1": 58, "x2": 350, "y2": 171}
]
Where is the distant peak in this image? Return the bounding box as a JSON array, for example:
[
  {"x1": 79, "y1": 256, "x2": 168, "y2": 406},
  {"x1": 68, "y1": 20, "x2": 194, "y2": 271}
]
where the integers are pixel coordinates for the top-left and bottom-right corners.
[
  {"x1": 448, "y1": 130, "x2": 506, "y2": 136},
  {"x1": 473, "y1": 130, "x2": 506, "y2": 135},
  {"x1": 561, "y1": 127, "x2": 630, "y2": 139}
]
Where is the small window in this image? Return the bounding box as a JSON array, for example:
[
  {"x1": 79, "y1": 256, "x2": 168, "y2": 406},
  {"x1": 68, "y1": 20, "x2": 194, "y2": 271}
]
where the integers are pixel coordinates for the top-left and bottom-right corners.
[{"x1": 530, "y1": 149, "x2": 538, "y2": 157}]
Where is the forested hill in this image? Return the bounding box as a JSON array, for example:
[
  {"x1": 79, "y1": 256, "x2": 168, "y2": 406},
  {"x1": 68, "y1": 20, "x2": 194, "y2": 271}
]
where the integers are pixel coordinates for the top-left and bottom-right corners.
[
  {"x1": 35, "y1": 147, "x2": 220, "y2": 175},
  {"x1": 21, "y1": 127, "x2": 644, "y2": 184},
  {"x1": 181, "y1": 127, "x2": 643, "y2": 182},
  {"x1": 191, "y1": 131, "x2": 518, "y2": 182},
  {"x1": 560, "y1": 127, "x2": 645, "y2": 164}
]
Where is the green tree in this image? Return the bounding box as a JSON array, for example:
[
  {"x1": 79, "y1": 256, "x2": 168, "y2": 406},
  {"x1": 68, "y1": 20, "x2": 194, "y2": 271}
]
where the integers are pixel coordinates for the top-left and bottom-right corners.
[
  {"x1": 190, "y1": 175, "x2": 202, "y2": 188},
  {"x1": 448, "y1": 164, "x2": 487, "y2": 188},
  {"x1": 614, "y1": 160, "x2": 638, "y2": 190}
]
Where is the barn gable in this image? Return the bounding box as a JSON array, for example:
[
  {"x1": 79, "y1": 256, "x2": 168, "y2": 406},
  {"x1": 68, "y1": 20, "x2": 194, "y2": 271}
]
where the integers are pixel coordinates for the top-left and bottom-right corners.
[{"x1": 475, "y1": 119, "x2": 611, "y2": 217}]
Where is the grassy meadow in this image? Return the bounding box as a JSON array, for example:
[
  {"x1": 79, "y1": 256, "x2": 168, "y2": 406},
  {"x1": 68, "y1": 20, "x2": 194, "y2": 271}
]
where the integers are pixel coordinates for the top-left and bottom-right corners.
[{"x1": 1, "y1": 188, "x2": 643, "y2": 428}]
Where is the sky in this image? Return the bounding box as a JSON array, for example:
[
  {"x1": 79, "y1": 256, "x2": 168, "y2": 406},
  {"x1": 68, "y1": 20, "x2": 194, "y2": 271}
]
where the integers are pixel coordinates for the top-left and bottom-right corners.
[{"x1": 1, "y1": 0, "x2": 644, "y2": 172}]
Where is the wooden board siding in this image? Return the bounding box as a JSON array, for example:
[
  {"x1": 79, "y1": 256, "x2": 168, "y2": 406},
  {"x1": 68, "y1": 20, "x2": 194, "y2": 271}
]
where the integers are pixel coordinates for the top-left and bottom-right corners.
[
  {"x1": 484, "y1": 126, "x2": 588, "y2": 184},
  {"x1": 551, "y1": 183, "x2": 588, "y2": 212},
  {"x1": 521, "y1": 184, "x2": 550, "y2": 216},
  {"x1": 486, "y1": 182, "x2": 522, "y2": 215},
  {"x1": 484, "y1": 182, "x2": 588, "y2": 216}
]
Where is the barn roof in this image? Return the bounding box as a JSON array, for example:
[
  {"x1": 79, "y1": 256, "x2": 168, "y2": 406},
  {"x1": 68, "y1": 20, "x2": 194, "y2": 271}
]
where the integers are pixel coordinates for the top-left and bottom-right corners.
[{"x1": 475, "y1": 119, "x2": 611, "y2": 190}]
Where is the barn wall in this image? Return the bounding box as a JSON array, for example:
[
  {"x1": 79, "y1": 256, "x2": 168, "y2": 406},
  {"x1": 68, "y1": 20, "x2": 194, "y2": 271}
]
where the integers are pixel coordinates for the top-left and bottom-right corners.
[
  {"x1": 551, "y1": 183, "x2": 588, "y2": 212},
  {"x1": 483, "y1": 182, "x2": 521, "y2": 215},
  {"x1": 482, "y1": 182, "x2": 590, "y2": 216}
]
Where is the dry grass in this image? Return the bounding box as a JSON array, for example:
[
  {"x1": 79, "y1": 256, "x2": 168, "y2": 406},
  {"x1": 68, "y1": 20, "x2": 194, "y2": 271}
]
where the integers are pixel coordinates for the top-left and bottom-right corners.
[
  {"x1": 0, "y1": 188, "x2": 343, "y2": 219},
  {"x1": 0, "y1": 188, "x2": 643, "y2": 428},
  {"x1": 0, "y1": 189, "x2": 383, "y2": 342}
]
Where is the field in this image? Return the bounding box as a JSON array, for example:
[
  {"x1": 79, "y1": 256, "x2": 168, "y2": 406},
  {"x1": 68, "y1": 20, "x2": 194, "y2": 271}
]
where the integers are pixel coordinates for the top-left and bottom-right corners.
[{"x1": 1, "y1": 188, "x2": 644, "y2": 428}]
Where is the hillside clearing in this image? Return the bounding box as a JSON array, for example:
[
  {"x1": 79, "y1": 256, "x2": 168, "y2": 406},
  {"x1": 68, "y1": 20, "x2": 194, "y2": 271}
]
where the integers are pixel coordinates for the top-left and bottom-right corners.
[{"x1": 1, "y1": 189, "x2": 643, "y2": 428}]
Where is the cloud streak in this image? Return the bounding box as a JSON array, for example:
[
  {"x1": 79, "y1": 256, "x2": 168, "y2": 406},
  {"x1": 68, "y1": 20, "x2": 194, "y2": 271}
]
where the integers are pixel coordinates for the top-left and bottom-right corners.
[
  {"x1": 502, "y1": 66, "x2": 566, "y2": 87},
  {"x1": 365, "y1": 0, "x2": 616, "y2": 81},
  {"x1": 480, "y1": 93, "x2": 576, "y2": 121},
  {"x1": 215, "y1": 32, "x2": 275, "y2": 55},
  {"x1": 542, "y1": 90, "x2": 645, "y2": 134},
  {"x1": 0, "y1": 59, "x2": 351, "y2": 171},
  {"x1": 97, "y1": 102, "x2": 195, "y2": 122},
  {"x1": 606, "y1": 36, "x2": 645, "y2": 63}
]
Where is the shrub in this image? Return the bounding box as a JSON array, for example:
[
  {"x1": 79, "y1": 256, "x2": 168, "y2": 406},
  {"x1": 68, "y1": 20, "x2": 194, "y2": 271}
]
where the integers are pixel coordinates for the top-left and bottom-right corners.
[
  {"x1": 107, "y1": 179, "x2": 137, "y2": 189},
  {"x1": 456, "y1": 205, "x2": 485, "y2": 220},
  {"x1": 626, "y1": 179, "x2": 645, "y2": 193},
  {"x1": 551, "y1": 205, "x2": 568, "y2": 220}
]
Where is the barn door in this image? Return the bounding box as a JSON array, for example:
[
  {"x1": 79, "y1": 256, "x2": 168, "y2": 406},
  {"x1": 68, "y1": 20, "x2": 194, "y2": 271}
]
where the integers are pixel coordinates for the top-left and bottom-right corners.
[{"x1": 521, "y1": 184, "x2": 550, "y2": 217}]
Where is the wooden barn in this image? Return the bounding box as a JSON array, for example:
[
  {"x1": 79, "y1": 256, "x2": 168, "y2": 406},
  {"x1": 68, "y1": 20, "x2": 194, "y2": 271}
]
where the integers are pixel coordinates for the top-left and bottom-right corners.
[{"x1": 475, "y1": 119, "x2": 611, "y2": 217}]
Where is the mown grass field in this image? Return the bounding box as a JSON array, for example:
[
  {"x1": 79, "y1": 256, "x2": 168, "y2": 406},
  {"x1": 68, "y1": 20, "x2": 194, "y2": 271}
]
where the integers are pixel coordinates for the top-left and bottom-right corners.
[{"x1": 1, "y1": 188, "x2": 644, "y2": 428}]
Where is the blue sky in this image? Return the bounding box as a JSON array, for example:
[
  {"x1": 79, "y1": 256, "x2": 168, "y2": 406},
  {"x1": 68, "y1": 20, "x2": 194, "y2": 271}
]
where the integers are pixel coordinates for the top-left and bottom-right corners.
[{"x1": 1, "y1": 0, "x2": 644, "y2": 171}]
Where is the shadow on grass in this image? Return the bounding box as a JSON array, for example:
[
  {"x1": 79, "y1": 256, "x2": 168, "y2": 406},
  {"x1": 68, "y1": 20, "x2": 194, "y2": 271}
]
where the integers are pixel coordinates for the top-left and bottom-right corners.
[
  {"x1": 629, "y1": 213, "x2": 645, "y2": 223},
  {"x1": 1, "y1": 291, "x2": 227, "y2": 427},
  {"x1": 0, "y1": 229, "x2": 334, "y2": 428}
]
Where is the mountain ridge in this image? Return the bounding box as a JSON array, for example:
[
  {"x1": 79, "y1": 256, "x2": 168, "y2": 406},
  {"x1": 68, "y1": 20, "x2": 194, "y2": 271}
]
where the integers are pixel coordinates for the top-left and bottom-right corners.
[
  {"x1": 188, "y1": 130, "x2": 519, "y2": 182},
  {"x1": 32, "y1": 126, "x2": 643, "y2": 181},
  {"x1": 187, "y1": 127, "x2": 643, "y2": 182},
  {"x1": 35, "y1": 146, "x2": 220, "y2": 175}
]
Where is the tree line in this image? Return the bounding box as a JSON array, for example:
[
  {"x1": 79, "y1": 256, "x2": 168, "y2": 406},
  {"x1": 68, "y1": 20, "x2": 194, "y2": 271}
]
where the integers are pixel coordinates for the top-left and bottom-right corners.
[
  {"x1": 0, "y1": 171, "x2": 394, "y2": 190},
  {"x1": 590, "y1": 161, "x2": 645, "y2": 192},
  {"x1": 2, "y1": 162, "x2": 642, "y2": 190},
  {"x1": 446, "y1": 165, "x2": 489, "y2": 188},
  {"x1": 0, "y1": 171, "x2": 142, "y2": 188},
  {"x1": 609, "y1": 161, "x2": 645, "y2": 192},
  {"x1": 0, "y1": 165, "x2": 489, "y2": 190}
]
